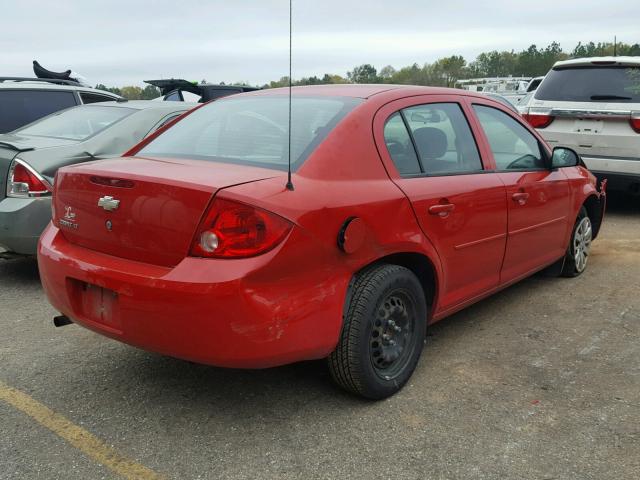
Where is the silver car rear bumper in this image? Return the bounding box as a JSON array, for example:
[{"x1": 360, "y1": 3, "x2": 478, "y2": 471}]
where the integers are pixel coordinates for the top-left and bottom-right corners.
[{"x1": 0, "y1": 196, "x2": 52, "y2": 255}]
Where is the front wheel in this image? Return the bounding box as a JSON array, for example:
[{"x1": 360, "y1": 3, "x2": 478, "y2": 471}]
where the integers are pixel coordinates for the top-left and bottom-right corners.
[
  {"x1": 561, "y1": 207, "x2": 593, "y2": 277},
  {"x1": 328, "y1": 264, "x2": 427, "y2": 399}
]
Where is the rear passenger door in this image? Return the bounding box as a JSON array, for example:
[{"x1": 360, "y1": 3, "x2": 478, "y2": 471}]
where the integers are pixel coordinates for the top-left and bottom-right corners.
[
  {"x1": 374, "y1": 96, "x2": 508, "y2": 313},
  {"x1": 470, "y1": 100, "x2": 571, "y2": 283}
]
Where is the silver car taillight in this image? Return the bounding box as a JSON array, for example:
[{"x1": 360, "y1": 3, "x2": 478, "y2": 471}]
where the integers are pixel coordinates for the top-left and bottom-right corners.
[{"x1": 6, "y1": 158, "x2": 52, "y2": 198}]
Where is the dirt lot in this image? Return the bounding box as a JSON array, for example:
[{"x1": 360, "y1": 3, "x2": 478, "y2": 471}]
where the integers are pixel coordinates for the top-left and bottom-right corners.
[{"x1": 1, "y1": 194, "x2": 638, "y2": 480}]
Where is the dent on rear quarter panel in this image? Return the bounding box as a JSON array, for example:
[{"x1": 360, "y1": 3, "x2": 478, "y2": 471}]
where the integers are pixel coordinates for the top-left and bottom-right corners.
[{"x1": 223, "y1": 177, "x2": 444, "y2": 323}]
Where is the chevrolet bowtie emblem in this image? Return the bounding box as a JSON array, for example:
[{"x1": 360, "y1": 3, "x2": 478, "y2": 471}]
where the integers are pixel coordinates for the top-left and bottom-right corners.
[
  {"x1": 97, "y1": 196, "x2": 120, "y2": 212},
  {"x1": 64, "y1": 206, "x2": 76, "y2": 220}
]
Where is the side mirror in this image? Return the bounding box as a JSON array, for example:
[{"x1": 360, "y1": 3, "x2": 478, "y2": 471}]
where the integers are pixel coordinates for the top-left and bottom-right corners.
[{"x1": 551, "y1": 147, "x2": 580, "y2": 168}]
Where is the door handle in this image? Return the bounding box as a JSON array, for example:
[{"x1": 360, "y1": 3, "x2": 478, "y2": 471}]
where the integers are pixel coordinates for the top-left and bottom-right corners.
[
  {"x1": 428, "y1": 203, "x2": 455, "y2": 217},
  {"x1": 512, "y1": 192, "x2": 530, "y2": 205}
]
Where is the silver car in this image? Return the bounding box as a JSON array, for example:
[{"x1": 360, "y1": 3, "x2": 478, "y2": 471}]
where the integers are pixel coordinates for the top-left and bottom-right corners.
[
  {"x1": 0, "y1": 100, "x2": 196, "y2": 256},
  {"x1": 522, "y1": 57, "x2": 640, "y2": 194}
]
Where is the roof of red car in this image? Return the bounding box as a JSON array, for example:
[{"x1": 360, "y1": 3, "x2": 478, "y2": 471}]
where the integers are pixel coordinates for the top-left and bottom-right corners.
[{"x1": 249, "y1": 84, "x2": 473, "y2": 100}]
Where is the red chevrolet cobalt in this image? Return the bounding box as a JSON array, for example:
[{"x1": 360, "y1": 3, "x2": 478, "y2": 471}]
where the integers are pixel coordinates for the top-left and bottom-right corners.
[{"x1": 38, "y1": 85, "x2": 606, "y2": 399}]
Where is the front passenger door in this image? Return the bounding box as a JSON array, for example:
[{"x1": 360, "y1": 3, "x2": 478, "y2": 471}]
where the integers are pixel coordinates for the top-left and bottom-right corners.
[{"x1": 472, "y1": 103, "x2": 571, "y2": 283}]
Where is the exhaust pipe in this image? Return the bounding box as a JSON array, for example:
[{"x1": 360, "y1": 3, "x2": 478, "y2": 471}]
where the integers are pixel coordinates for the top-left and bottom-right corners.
[{"x1": 53, "y1": 315, "x2": 73, "y2": 327}]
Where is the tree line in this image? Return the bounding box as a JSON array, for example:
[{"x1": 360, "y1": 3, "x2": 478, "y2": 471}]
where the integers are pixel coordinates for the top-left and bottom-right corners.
[
  {"x1": 100, "y1": 40, "x2": 640, "y2": 99},
  {"x1": 94, "y1": 84, "x2": 161, "y2": 99}
]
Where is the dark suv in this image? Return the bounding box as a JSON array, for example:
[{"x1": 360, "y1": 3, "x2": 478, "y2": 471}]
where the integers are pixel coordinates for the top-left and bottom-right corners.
[{"x1": 0, "y1": 69, "x2": 120, "y2": 133}]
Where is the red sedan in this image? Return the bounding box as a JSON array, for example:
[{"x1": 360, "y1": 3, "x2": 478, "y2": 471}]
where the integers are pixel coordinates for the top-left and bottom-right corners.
[{"x1": 38, "y1": 85, "x2": 606, "y2": 399}]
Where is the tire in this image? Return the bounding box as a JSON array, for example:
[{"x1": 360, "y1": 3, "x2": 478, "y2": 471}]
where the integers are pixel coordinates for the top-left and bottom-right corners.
[
  {"x1": 328, "y1": 264, "x2": 427, "y2": 399},
  {"x1": 561, "y1": 207, "x2": 593, "y2": 277}
]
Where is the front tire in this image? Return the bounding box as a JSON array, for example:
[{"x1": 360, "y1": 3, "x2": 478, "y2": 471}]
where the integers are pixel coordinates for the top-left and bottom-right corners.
[
  {"x1": 328, "y1": 264, "x2": 427, "y2": 399},
  {"x1": 561, "y1": 207, "x2": 593, "y2": 277}
]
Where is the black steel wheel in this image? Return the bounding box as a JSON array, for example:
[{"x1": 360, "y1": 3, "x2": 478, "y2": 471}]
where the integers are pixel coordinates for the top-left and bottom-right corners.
[
  {"x1": 369, "y1": 290, "x2": 417, "y2": 379},
  {"x1": 328, "y1": 264, "x2": 427, "y2": 399}
]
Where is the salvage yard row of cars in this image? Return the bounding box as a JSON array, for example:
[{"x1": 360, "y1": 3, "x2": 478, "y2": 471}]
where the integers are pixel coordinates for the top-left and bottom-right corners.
[{"x1": 2, "y1": 56, "x2": 636, "y2": 398}]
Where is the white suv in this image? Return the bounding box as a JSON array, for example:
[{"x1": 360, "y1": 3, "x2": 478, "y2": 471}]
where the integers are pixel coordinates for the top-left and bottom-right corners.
[{"x1": 522, "y1": 57, "x2": 640, "y2": 194}]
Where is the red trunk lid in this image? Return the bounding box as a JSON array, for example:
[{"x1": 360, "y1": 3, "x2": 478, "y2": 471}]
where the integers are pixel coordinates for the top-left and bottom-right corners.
[{"x1": 53, "y1": 157, "x2": 277, "y2": 266}]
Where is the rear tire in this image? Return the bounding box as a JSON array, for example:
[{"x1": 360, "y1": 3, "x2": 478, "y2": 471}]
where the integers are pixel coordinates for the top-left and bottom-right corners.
[
  {"x1": 561, "y1": 207, "x2": 593, "y2": 277},
  {"x1": 328, "y1": 264, "x2": 427, "y2": 399}
]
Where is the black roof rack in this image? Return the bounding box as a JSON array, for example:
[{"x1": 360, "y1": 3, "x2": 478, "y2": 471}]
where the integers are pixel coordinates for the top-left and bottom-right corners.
[{"x1": 0, "y1": 77, "x2": 82, "y2": 87}]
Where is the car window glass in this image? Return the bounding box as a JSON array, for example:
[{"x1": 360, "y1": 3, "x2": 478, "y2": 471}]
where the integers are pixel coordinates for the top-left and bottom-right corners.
[
  {"x1": 535, "y1": 67, "x2": 640, "y2": 103},
  {"x1": 80, "y1": 92, "x2": 115, "y2": 104},
  {"x1": 383, "y1": 113, "x2": 421, "y2": 175},
  {"x1": 16, "y1": 105, "x2": 135, "y2": 141},
  {"x1": 473, "y1": 105, "x2": 544, "y2": 170},
  {"x1": 403, "y1": 103, "x2": 482, "y2": 174},
  {"x1": 150, "y1": 113, "x2": 183, "y2": 134},
  {"x1": 164, "y1": 90, "x2": 182, "y2": 101},
  {"x1": 0, "y1": 90, "x2": 77, "y2": 133},
  {"x1": 139, "y1": 96, "x2": 362, "y2": 171}
]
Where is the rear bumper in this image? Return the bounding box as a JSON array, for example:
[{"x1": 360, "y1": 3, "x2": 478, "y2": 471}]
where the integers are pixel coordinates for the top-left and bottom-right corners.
[
  {"x1": 590, "y1": 171, "x2": 640, "y2": 195},
  {"x1": 582, "y1": 155, "x2": 640, "y2": 176},
  {"x1": 0, "y1": 196, "x2": 51, "y2": 255},
  {"x1": 37, "y1": 224, "x2": 347, "y2": 368},
  {"x1": 581, "y1": 156, "x2": 640, "y2": 194}
]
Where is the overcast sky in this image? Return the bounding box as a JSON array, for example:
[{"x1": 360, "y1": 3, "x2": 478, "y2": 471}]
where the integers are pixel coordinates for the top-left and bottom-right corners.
[{"x1": 2, "y1": 1, "x2": 638, "y2": 87}]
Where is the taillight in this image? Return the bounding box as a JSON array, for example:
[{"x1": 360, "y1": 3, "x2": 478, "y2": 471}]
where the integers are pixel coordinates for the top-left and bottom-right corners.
[
  {"x1": 522, "y1": 110, "x2": 554, "y2": 129},
  {"x1": 6, "y1": 158, "x2": 52, "y2": 198},
  {"x1": 190, "y1": 198, "x2": 293, "y2": 258},
  {"x1": 630, "y1": 112, "x2": 640, "y2": 133}
]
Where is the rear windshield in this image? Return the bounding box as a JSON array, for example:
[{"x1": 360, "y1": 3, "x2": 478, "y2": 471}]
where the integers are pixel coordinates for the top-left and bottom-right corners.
[
  {"x1": 16, "y1": 105, "x2": 135, "y2": 141},
  {"x1": 0, "y1": 90, "x2": 77, "y2": 133},
  {"x1": 138, "y1": 96, "x2": 362, "y2": 171},
  {"x1": 535, "y1": 66, "x2": 640, "y2": 103}
]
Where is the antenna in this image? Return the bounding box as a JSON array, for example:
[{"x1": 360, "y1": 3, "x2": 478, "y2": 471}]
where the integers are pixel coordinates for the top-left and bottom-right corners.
[
  {"x1": 285, "y1": 0, "x2": 295, "y2": 191},
  {"x1": 614, "y1": 36, "x2": 617, "y2": 57}
]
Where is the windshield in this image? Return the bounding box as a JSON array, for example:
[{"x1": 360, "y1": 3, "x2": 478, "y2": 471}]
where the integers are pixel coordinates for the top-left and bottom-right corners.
[
  {"x1": 138, "y1": 96, "x2": 362, "y2": 171},
  {"x1": 16, "y1": 105, "x2": 135, "y2": 141},
  {"x1": 535, "y1": 66, "x2": 640, "y2": 103}
]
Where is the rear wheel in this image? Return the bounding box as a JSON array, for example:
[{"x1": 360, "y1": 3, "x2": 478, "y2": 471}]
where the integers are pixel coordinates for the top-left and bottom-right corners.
[
  {"x1": 328, "y1": 264, "x2": 427, "y2": 399},
  {"x1": 561, "y1": 207, "x2": 593, "y2": 277}
]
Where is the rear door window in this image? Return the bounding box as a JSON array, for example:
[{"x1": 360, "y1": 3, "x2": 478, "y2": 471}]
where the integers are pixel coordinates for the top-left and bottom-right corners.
[
  {"x1": 383, "y1": 113, "x2": 421, "y2": 175},
  {"x1": 401, "y1": 103, "x2": 483, "y2": 175},
  {"x1": 535, "y1": 66, "x2": 640, "y2": 103},
  {"x1": 0, "y1": 90, "x2": 77, "y2": 133}
]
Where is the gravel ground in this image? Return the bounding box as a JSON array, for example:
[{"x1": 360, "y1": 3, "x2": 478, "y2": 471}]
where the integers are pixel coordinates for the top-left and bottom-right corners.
[{"x1": 1, "y1": 193, "x2": 638, "y2": 480}]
